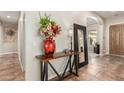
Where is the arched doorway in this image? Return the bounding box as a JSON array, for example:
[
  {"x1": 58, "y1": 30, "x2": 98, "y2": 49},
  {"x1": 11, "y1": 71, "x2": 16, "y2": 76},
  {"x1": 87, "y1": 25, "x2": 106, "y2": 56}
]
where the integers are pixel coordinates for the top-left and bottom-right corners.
[{"x1": 87, "y1": 16, "x2": 104, "y2": 56}]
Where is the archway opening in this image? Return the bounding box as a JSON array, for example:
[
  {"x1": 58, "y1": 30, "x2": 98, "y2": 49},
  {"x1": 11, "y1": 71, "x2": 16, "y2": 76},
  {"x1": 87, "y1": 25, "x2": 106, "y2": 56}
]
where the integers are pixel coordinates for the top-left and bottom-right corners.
[{"x1": 87, "y1": 16, "x2": 101, "y2": 56}]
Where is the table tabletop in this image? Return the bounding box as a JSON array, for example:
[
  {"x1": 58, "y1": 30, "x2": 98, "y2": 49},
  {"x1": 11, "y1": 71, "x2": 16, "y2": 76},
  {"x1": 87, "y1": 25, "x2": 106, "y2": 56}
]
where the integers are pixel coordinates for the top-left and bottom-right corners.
[{"x1": 36, "y1": 51, "x2": 81, "y2": 61}]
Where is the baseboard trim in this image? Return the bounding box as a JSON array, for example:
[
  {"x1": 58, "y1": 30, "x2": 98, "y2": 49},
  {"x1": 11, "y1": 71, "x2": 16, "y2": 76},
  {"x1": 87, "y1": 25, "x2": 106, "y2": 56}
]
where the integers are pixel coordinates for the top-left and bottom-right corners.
[
  {"x1": 109, "y1": 54, "x2": 124, "y2": 58},
  {"x1": 0, "y1": 52, "x2": 17, "y2": 55},
  {"x1": 49, "y1": 71, "x2": 64, "y2": 80},
  {"x1": 0, "y1": 51, "x2": 24, "y2": 72}
]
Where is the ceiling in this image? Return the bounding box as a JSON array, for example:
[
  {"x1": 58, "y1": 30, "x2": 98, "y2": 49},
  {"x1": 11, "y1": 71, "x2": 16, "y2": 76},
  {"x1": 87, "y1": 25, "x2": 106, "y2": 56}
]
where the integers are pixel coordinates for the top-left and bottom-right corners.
[
  {"x1": 95, "y1": 11, "x2": 124, "y2": 19},
  {"x1": 0, "y1": 11, "x2": 20, "y2": 24},
  {"x1": 87, "y1": 18, "x2": 97, "y2": 26},
  {"x1": 87, "y1": 11, "x2": 124, "y2": 26}
]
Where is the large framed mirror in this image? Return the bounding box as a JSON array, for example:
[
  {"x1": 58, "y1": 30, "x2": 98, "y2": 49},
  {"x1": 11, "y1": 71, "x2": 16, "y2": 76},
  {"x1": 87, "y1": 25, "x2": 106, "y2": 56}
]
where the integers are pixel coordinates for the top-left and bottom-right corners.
[{"x1": 73, "y1": 24, "x2": 88, "y2": 68}]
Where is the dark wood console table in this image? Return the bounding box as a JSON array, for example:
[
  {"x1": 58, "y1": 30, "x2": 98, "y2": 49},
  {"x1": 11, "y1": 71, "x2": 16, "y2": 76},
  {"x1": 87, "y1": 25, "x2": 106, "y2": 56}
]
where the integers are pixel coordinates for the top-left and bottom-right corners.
[{"x1": 36, "y1": 51, "x2": 80, "y2": 81}]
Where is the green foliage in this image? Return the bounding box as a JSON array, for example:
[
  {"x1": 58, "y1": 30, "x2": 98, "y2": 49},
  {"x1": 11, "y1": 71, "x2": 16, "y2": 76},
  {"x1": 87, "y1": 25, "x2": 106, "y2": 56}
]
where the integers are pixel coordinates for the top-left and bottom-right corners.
[
  {"x1": 50, "y1": 21, "x2": 55, "y2": 25},
  {"x1": 39, "y1": 14, "x2": 51, "y2": 28},
  {"x1": 39, "y1": 13, "x2": 61, "y2": 39}
]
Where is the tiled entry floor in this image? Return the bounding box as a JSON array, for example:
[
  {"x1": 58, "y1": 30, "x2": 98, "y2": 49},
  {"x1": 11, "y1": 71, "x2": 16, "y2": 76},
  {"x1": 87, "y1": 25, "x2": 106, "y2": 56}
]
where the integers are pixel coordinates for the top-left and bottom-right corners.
[
  {"x1": 0, "y1": 53, "x2": 24, "y2": 81},
  {"x1": 64, "y1": 55, "x2": 124, "y2": 81}
]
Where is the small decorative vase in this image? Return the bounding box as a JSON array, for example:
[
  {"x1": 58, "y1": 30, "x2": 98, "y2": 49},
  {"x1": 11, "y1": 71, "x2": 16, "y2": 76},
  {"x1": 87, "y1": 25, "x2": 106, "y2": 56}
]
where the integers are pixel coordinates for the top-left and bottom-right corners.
[{"x1": 44, "y1": 38, "x2": 56, "y2": 55}]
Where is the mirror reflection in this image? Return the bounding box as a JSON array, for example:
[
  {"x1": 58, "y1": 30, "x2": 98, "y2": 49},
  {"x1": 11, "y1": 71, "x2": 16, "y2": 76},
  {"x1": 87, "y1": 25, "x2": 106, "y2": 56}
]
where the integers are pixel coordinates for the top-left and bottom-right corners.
[{"x1": 78, "y1": 29, "x2": 85, "y2": 64}]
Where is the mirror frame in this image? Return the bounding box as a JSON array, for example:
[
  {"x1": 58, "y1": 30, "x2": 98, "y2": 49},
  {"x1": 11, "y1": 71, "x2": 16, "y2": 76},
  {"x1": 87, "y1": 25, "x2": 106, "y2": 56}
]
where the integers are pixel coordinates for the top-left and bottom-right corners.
[{"x1": 73, "y1": 24, "x2": 88, "y2": 68}]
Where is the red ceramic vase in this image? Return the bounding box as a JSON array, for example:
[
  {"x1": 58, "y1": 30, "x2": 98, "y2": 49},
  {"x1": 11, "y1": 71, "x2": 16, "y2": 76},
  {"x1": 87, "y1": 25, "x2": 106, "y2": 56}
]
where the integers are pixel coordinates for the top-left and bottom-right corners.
[{"x1": 44, "y1": 38, "x2": 55, "y2": 55}]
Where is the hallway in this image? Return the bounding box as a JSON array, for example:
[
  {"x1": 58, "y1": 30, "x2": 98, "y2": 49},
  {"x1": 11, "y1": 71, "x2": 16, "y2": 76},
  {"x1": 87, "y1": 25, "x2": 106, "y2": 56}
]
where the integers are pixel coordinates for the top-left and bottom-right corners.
[
  {"x1": 0, "y1": 53, "x2": 24, "y2": 81},
  {"x1": 63, "y1": 55, "x2": 124, "y2": 81}
]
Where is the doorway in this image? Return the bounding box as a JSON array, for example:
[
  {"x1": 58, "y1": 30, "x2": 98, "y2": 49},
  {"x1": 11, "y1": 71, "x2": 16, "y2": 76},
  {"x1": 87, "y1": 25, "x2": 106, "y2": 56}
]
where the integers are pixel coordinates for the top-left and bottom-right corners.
[{"x1": 87, "y1": 17, "x2": 99, "y2": 55}]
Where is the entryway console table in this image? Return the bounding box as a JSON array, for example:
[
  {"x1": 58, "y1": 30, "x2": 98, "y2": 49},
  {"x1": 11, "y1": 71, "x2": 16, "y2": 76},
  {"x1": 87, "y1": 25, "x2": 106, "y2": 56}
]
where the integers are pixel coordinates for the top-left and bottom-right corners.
[{"x1": 36, "y1": 51, "x2": 80, "y2": 81}]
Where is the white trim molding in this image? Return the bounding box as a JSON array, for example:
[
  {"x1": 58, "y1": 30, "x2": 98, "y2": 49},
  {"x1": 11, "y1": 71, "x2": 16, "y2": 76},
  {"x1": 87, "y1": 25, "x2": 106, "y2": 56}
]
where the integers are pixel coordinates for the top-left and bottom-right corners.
[{"x1": 0, "y1": 51, "x2": 17, "y2": 55}]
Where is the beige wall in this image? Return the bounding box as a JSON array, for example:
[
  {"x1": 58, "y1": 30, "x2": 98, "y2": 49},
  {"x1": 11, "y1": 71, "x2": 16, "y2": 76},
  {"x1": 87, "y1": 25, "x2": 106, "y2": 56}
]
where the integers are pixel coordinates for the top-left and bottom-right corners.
[{"x1": 25, "y1": 11, "x2": 104, "y2": 80}]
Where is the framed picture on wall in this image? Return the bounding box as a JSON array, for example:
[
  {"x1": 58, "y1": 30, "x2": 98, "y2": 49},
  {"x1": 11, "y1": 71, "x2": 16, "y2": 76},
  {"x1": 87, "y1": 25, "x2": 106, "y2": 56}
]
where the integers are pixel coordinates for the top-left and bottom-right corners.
[{"x1": 3, "y1": 27, "x2": 16, "y2": 43}]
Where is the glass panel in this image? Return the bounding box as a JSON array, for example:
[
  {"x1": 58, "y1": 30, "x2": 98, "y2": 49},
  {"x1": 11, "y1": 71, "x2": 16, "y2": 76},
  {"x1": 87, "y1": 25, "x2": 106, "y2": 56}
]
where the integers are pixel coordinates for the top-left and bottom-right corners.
[{"x1": 78, "y1": 29, "x2": 85, "y2": 63}]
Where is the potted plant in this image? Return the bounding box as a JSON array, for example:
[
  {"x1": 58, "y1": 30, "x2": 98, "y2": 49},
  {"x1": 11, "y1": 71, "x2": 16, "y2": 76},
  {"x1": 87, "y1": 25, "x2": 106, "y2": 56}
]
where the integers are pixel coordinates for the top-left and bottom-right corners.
[{"x1": 39, "y1": 14, "x2": 61, "y2": 55}]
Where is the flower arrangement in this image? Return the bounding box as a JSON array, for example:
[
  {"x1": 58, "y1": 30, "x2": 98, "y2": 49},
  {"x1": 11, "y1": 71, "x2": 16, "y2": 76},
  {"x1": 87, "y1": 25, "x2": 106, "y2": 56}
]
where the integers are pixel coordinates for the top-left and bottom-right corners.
[{"x1": 39, "y1": 14, "x2": 61, "y2": 39}]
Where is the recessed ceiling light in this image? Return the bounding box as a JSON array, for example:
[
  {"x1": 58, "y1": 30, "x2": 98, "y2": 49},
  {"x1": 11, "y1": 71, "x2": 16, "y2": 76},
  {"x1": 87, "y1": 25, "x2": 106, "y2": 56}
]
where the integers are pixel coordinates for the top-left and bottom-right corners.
[{"x1": 7, "y1": 15, "x2": 11, "y2": 18}]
